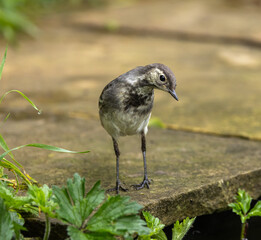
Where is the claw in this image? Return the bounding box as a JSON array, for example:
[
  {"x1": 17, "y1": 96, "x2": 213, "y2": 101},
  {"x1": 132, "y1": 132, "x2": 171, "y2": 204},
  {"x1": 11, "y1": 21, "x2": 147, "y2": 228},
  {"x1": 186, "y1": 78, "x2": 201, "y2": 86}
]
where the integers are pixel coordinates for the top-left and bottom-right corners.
[
  {"x1": 132, "y1": 178, "x2": 151, "y2": 190},
  {"x1": 106, "y1": 181, "x2": 128, "y2": 194}
]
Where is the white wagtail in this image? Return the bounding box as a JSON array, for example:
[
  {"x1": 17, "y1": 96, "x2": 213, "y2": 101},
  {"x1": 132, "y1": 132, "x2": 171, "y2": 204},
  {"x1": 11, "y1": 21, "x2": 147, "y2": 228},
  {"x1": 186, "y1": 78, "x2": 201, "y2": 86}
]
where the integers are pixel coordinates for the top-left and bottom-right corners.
[{"x1": 99, "y1": 63, "x2": 178, "y2": 194}]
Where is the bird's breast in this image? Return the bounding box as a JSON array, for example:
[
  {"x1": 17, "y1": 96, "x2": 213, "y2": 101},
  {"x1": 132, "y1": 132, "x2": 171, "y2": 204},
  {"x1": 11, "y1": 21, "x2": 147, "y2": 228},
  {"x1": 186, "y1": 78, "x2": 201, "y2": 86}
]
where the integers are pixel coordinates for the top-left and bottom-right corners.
[{"x1": 99, "y1": 83, "x2": 154, "y2": 138}]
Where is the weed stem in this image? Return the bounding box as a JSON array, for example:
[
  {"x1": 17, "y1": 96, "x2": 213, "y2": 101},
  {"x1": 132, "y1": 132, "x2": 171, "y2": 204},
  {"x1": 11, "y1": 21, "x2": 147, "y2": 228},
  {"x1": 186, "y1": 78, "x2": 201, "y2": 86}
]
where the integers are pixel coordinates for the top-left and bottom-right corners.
[
  {"x1": 241, "y1": 221, "x2": 248, "y2": 240},
  {"x1": 43, "y1": 213, "x2": 51, "y2": 240}
]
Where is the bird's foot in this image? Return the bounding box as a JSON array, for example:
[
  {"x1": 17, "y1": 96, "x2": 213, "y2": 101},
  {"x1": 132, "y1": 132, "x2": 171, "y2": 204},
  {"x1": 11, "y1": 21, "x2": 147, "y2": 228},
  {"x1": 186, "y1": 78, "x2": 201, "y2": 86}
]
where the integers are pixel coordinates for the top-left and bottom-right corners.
[
  {"x1": 132, "y1": 177, "x2": 152, "y2": 190},
  {"x1": 106, "y1": 181, "x2": 128, "y2": 194}
]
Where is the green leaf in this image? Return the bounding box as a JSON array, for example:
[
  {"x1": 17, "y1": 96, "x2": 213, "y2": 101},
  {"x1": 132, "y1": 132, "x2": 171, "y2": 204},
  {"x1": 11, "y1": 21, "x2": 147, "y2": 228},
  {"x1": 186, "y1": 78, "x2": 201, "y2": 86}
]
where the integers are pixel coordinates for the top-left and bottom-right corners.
[
  {"x1": 87, "y1": 195, "x2": 149, "y2": 236},
  {"x1": 114, "y1": 215, "x2": 151, "y2": 237},
  {"x1": 0, "y1": 188, "x2": 26, "y2": 240},
  {"x1": 66, "y1": 173, "x2": 86, "y2": 205},
  {"x1": 0, "y1": 143, "x2": 89, "y2": 161},
  {"x1": 0, "y1": 46, "x2": 7, "y2": 81},
  {"x1": 0, "y1": 181, "x2": 37, "y2": 215},
  {"x1": 228, "y1": 189, "x2": 253, "y2": 223},
  {"x1": 0, "y1": 198, "x2": 13, "y2": 240},
  {"x1": 228, "y1": 202, "x2": 242, "y2": 216},
  {"x1": 237, "y1": 189, "x2": 252, "y2": 215},
  {"x1": 53, "y1": 175, "x2": 105, "y2": 227},
  {"x1": 28, "y1": 184, "x2": 58, "y2": 218},
  {"x1": 53, "y1": 184, "x2": 82, "y2": 227},
  {"x1": 139, "y1": 211, "x2": 166, "y2": 240},
  {"x1": 153, "y1": 230, "x2": 168, "y2": 240},
  {"x1": 54, "y1": 174, "x2": 149, "y2": 239},
  {"x1": 76, "y1": 180, "x2": 105, "y2": 222},
  {"x1": 172, "y1": 217, "x2": 196, "y2": 240},
  {"x1": 67, "y1": 226, "x2": 115, "y2": 240},
  {"x1": 10, "y1": 211, "x2": 26, "y2": 240},
  {"x1": 67, "y1": 226, "x2": 90, "y2": 240},
  {"x1": 247, "y1": 201, "x2": 261, "y2": 218}
]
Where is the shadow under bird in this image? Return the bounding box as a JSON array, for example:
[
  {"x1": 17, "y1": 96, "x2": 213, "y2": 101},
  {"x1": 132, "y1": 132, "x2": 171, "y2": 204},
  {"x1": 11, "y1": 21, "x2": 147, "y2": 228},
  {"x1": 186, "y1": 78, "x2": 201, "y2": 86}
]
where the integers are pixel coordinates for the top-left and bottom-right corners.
[{"x1": 99, "y1": 63, "x2": 178, "y2": 194}]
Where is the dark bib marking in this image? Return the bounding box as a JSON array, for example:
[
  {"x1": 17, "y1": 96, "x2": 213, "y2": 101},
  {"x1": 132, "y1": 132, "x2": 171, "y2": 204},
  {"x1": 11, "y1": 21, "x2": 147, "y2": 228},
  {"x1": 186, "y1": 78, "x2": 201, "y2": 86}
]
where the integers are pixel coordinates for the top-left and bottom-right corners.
[{"x1": 124, "y1": 91, "x2": 153, "y2": 112}]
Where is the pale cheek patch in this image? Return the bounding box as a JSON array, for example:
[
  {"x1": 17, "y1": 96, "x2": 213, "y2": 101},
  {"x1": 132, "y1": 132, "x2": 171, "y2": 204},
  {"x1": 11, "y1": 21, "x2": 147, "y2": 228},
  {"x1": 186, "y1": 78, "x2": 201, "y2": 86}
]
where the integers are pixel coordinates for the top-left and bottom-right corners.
[
  {"x1": 150, "y1": 71, "x2": 158, "y2": 83},
  {"x1": 150, "y1": 68, "x2": 164, "y2": 85}
]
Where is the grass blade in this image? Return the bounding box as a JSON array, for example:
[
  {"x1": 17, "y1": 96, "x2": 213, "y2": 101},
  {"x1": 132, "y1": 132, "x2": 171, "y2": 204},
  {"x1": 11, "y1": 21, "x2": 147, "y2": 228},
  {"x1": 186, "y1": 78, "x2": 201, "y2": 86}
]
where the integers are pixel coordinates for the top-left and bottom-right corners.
[
  {"x1": 0, "y1": 46, "x2": 7, "y2": 81},
  {"x1": 3, "y1": 113, "x2": 10, "y2": 122},
  {"x1": 0, "y1": 90, "x2": 41, "y2": 114},
  {"x1": 0, "y1": 134, "x2": 38, "y2": 186},
  {"x1": 0, "y1": 134, "x2": 21, "y2": 167},
  {"x1": 25, "y1": 144, "x2": 90, "y2": 154},
  {"x1": 0, "y1": 143, "x2": 89, "y2": 161},
  {"x1": 0, "y1": 158, "x2": 31, "y2": 185}
]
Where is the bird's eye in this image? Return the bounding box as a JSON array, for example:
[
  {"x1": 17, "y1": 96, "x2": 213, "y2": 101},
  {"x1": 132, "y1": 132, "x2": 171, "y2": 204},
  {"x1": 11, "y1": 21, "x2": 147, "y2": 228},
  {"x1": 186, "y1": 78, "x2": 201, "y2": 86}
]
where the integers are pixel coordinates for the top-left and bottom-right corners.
[{"x1": 160, "y1": 75, "x2": 166, "y2": 81}]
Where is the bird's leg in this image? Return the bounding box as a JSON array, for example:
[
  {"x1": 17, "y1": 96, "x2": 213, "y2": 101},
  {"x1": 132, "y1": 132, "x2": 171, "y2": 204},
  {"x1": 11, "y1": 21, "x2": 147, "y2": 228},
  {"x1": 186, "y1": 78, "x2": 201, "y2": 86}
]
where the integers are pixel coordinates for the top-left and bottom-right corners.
[
  {"x1": 132, "y1": 132, "x2": 151, "y2": 190},
  {"x1": 107, "y1": 137, "x2": 128, "y2": 194}
]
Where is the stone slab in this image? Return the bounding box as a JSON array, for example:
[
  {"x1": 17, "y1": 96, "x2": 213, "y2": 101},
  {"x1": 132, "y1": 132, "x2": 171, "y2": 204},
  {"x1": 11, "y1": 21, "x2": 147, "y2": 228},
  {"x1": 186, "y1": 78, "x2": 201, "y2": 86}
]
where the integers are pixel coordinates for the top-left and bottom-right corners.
[{"x1": 2, "y1": 116, "x2": 261, "y2": 225}]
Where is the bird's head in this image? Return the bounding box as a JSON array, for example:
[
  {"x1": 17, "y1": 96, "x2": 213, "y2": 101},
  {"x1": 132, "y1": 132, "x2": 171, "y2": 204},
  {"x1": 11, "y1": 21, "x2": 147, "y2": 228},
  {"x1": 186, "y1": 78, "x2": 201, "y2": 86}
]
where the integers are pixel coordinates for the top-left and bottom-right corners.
[{"x1": 144, "y1": 63, "x2": 178, "y2": 101}]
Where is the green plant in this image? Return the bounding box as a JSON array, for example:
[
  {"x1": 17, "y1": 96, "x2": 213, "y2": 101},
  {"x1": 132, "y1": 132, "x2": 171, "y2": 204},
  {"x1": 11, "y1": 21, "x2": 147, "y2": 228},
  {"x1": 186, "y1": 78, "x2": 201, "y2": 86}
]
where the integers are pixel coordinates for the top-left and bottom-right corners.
[
  {"x1": 138, "y1": 211, "x2": 166, "y2": 240},
  {"x1": 0, "y1": 173, "x2": 151, "y2": 240},
  {"x1": 172, "y1": 217, "x2": 195, "y2": 240},
  {"x1": 0, "y1": 180, "x2": 36, "y2": 214},
  {"x1": 229, "y1": 189, "x2": 261, "y2": 240},
  {"x1": 0, "y1": 198, "x2": 23, "y2": 240},
  {"x1": 0, "y1": 0, "x2": 108, "y2": 42},
  {"x1": 0, "y1": 181, "x2": 36, "y2": 240},
  {"x1": 0, "y1": 181, "x2": 59, "y2": 240},
  {"x1": 27, "y1": 184, "x2": 58, "y2": 240},
  {"x1": 0, "y1": 171, "x2": 196, "y2": 240},
  {"x1": 139, "y1": 211, "x2": 195, "y2": 240},
  {"x1": 53, "y1": 173, "x2": 150, "y2": 240}
]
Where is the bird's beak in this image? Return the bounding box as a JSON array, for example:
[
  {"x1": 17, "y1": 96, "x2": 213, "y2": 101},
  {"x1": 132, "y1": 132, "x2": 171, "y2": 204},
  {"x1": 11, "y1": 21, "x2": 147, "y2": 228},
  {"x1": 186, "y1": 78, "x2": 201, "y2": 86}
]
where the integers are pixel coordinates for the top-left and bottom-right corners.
[{"x1": 168, "y1": 89, "x2": 179, "y2": 101}]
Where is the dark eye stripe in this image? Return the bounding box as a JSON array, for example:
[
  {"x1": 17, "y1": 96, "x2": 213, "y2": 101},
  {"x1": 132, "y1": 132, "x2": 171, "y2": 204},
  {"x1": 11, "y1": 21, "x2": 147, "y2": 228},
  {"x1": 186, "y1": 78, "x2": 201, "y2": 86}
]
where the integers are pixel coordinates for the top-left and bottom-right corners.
[{"x1": 160, "y1": 75, "x2": 166, "y2": 81}]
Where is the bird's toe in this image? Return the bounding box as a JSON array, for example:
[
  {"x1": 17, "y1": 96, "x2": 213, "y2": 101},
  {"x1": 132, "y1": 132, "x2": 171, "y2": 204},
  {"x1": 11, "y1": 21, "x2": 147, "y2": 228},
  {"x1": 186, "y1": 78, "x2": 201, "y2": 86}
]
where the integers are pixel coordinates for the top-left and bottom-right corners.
[
  {"x1": 132, "y1": 178, "x2": 152, "y2": 190},
  {"x1": 106, "y1": 181, "x2": 128, "y2": 194}
]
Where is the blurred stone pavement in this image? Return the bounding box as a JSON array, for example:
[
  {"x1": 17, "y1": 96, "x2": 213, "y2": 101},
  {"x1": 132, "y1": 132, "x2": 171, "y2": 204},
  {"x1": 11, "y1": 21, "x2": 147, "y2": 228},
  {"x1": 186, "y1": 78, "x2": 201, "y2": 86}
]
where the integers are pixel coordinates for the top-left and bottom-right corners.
[{"x1": 0, "y1": 0, "x2": 261, "y2": 225}]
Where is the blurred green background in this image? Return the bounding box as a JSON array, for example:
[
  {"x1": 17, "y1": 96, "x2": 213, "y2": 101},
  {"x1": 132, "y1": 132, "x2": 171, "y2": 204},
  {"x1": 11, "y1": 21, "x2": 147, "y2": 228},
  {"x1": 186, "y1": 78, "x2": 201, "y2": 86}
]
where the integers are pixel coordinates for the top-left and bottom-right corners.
[{"x1": 0, "y1": 0, "x2": 107, "y2": 42}]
